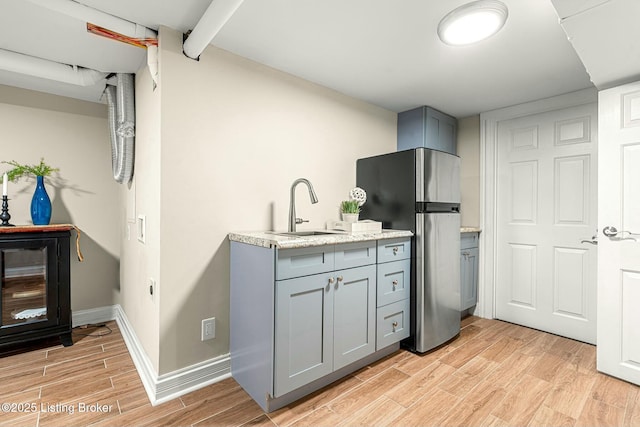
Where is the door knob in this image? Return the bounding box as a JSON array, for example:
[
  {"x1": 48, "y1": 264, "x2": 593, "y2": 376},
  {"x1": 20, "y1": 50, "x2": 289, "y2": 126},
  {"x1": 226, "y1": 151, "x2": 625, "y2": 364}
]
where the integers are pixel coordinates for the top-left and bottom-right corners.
[
  {"x1": 603, "y1": 226, "x2": 619, "y2": 237},
  {"x1": 603, "y1": 226, "x2": 638, "y2": 241}
]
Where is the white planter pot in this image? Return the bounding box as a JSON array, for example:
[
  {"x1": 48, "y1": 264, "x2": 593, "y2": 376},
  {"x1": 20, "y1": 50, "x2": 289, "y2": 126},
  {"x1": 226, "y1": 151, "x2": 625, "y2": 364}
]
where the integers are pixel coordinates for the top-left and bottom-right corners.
[{"x1": 341, "y1": 213, "x2": 359, "y2": 223}]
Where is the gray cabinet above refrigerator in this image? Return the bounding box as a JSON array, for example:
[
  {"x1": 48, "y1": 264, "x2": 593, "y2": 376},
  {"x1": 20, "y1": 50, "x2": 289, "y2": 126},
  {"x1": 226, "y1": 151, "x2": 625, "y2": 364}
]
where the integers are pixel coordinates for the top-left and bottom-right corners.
[{"x1": 398, "y1": 106, "x2": 458, "y2": 155}]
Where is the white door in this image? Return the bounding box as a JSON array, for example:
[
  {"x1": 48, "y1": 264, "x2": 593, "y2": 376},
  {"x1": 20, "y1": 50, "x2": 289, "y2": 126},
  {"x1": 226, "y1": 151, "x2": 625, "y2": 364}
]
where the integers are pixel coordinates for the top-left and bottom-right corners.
[
  {"x1": 495, "y1": 103, "x2": 598, "y2": 344},
  {"x1": 597, "y1": 81, "x2": 640, "y2": 385}
]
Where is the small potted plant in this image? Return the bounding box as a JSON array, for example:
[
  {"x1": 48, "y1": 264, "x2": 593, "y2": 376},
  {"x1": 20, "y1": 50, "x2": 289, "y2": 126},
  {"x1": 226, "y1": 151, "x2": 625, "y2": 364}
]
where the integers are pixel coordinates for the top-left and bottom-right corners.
[
  {"x1": 2, "y1": 158, "x2": 59, "y2": 225},
  {"x1": 340, "y1": 200, "x2": 360, "y2": 223}
]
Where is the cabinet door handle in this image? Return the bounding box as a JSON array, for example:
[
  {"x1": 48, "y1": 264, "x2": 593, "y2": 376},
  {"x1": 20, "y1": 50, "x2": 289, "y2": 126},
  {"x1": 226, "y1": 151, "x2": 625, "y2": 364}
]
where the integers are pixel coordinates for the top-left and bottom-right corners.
[
  {"x1": 337, "y1": 276, "x2": 343, "y2": 282},
  {"x1": 392, "y1": 321, "x2": 398, "y2": 331},
  {"x1": 328, "y1": 277, "x2": 335, "y2": 284},
  {"x1": 392, "y1": 280, "x2": 398, "y2": 287},
  {"x1": 392, "y1": 247, "x2": 399, "y2": 255}
]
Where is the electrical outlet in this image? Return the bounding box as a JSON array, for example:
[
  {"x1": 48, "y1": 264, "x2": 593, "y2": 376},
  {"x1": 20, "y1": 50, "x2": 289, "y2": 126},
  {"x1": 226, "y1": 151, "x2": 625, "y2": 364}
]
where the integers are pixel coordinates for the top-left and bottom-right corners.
[{"x1": 201, "y1": 317, "x2": 216, "y2": 341}]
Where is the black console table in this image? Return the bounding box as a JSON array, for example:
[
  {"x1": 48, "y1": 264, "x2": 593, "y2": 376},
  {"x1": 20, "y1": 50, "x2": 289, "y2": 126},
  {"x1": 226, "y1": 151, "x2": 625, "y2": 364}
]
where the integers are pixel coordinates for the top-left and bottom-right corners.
[{"x1": 0, "y1": 225, "x2": 73, "y2": 348}]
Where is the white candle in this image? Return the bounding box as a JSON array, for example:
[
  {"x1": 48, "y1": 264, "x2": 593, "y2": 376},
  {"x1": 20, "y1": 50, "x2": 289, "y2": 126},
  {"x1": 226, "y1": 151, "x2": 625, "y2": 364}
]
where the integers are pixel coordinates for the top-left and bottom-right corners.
[{"x1": 2, "y1": 173, "x2": 6, "y2": 197}]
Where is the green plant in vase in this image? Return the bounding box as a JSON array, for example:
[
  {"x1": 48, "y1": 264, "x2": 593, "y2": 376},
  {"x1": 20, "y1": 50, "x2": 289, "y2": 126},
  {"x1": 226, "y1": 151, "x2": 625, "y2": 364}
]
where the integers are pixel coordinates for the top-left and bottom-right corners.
[
  {"x1": 340, "y1": 200, "x2": 360, "y2": 223},
  {"x1": 3, "y1": 158, "x2": 59, "y2": 182},
  {"x1": 340, "y1": 200, "x2": 360, "y2": 214},
  {"x1": 2, "y1": 158, "x2": 59, "y2": 225}
]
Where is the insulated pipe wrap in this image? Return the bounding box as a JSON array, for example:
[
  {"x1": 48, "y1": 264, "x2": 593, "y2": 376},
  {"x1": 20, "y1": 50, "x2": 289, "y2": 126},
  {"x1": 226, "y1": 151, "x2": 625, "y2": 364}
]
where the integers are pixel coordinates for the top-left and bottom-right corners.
[{"x1": 105, "y1": 73, "x2": 135, "y2": 184}]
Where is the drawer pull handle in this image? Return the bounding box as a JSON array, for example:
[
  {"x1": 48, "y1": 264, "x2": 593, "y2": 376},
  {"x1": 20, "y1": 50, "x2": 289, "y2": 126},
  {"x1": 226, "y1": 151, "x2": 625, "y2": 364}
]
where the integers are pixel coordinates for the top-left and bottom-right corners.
[
  {"x1": 392, "y1": 321, "x2": 398, "y2": 331},
  {"x1": 328, "y1": 277, "x2": 335, "y2": 284},
  {"x1": 337, "y1": 276, "x2": 343, "y2": 282},
  {"x1": 392, "y1": 280, "x2": 398, "y2": 287},
  {"x1": 393, "y1": 247, "x2": 399, "y2": 255}
]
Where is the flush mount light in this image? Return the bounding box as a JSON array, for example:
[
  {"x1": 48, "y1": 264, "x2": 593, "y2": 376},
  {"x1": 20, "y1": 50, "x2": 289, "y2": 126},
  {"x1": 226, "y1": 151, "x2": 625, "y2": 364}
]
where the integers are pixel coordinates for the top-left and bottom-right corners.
[{"x1": 438, "y1": 0, "x2": 508, "y2": 46}]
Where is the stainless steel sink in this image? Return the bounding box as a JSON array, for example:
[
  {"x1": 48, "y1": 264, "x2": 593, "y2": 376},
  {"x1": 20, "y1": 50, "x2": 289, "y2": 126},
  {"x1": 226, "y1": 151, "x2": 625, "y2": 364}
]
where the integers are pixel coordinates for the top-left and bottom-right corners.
[{"x1": 267, "y1": 230, "x2": 345, "y2": 237}]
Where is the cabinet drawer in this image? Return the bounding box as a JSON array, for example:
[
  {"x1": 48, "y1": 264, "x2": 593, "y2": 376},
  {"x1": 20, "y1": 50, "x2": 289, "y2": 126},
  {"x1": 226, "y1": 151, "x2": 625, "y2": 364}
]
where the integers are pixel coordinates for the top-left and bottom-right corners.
[
  {"x1": 334, "y1": 241, "x2": 376, "y2": 270},
  {"x1": 276, "y1": 246, "x2": 335, "y2": 280},
  {"x1": 377, "y1": 238, "x2": 411, "y2": 263},
  {"x1": 377, "y1": 259, "x2": 410, "y2": 307},
  {"x1": 376, "y1": 298, "x2": 410, "y2": 350},
  {"x1": 461, "y1": 232, "x2": 479, "y2": 250}
]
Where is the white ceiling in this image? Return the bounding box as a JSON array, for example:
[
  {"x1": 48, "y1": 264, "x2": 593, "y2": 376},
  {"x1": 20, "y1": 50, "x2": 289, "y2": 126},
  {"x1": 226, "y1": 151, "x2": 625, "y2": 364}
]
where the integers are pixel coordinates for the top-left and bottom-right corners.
[{"x1": 0, "y1": 0, "x2": 626, "y2": 118}]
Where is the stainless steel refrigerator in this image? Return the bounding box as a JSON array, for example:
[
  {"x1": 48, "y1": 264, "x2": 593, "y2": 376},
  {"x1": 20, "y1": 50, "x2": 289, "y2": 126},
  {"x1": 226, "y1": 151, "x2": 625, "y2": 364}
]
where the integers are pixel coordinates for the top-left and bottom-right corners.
[{"x1": 356, "y1": 148, "x2": 461, "y2": 353}]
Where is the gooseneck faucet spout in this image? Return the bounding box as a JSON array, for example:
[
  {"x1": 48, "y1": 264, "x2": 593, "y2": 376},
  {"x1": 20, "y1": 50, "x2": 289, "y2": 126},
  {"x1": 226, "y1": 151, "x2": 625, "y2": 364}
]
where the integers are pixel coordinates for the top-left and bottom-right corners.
[{"x1": 288, "y1": 178, "x2": 319, "y2": 232}]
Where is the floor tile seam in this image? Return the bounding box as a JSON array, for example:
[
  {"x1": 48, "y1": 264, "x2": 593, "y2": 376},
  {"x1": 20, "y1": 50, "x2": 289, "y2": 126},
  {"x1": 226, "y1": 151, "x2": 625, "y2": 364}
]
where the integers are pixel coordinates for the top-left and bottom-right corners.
[
  {"x1": 0, "y1": 382, "x2": 44, "y2": 398},
  {"x1": 622, "y1": 401, "x2": 638, "y2": 426},
  {"x1": 438, "y1": 398, "x2": 501, "y2": 426},
  {"x1": 320, "y1": 380, "x2": 376, "y2": 417},
  {"x1": 181, "y1": 400, "x2": 259, "y2": 427},
  {"x1": 41, "y1": 356, "x2": 109, "y2": 378},
  {"x1": 171, "y1": 394, "x2": 258, "y2": 427},
  {"x1": 2, "y1": 364, "x2": 47, "y2": 379},
  {"x1": 0, "y1": 360, "x2": 49, "y2": 378},
  {"x1": 179, "y1": 386, "x2": 249, "y2": 411},
  {"x1": 324, "y1": 370, "x2": 409, "y2": 420},
  {"x1": 396, "y1": 356, "x2": 448, "y2": 381},
  {"x1": 535, "y1": 403, "x2": 580, "y2": 423},
  {"x1": 438, "y1": 369, "x2": 509, "y2": 408},
  {"x1": 40, "y1": 378, "x2": 117, "y2": 407},
  {"x1": 273, "y1": 378, "x2": 367, "y2": 427},
  {"x1": 335, "y1": 395, "x2": 401, "y2": 427},
  {"x1": 454, "y1": 353, "x2": 503, "y2": 381},
  {"x1": 587, "y1": 378, "x2": 632, "y2": 410},
  {"x1": 489, "y1": 375, "x2": 553, "y2": 425},
  {"x1": 0, "y1": 385, "x2": 43, "y2": 402},
  {"x1": 576, "y1": 397, "x2": 625, "y2": 425},
  {"x1": 2, "y1": 411, "x2": 41, "y2": 427},
  {"x1": 42, "y1": 350, "x2": 109, "y2": 370},
  {"x1": 353, "y1": 362, "x2": 402, "y2": 384},
  {"x1": 37, "y1": 369, "x2": 127, "y2": 402},
  {"x1": 386, "y1": 387, "x2": 460, "y2": 424},
  {"x1": 542, "y1": 390, "x2": 589, "y2": 421},
  {"x1": 438, "y1": 337, "x2": 493, "y2": 369}
]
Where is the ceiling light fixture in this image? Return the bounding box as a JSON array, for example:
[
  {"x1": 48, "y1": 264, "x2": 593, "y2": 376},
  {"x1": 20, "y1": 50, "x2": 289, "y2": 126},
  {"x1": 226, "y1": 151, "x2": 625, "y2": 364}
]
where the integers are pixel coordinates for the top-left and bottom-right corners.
[{"x1": 438, "y1": 0, "x2": 508, "y2": 46}]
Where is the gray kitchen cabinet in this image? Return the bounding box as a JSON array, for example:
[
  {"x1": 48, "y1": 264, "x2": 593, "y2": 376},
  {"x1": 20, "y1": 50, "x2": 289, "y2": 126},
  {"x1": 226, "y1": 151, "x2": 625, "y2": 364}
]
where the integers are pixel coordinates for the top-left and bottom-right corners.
[
  {"x1": 375, "y1": 238, "x2": 411, "y2": 350},
  {"x1": 274, "y1": 263, "x2": 376, "y2": 397},
  {"x1": 460, "y1": 232, "x2": 479, "y2": 311},
  {"x1": 397, "y1": 106, "x2": 458, "y2": 155},
  {"x1": 229, "y1": 232, "x2": 411, "y2": 412}
]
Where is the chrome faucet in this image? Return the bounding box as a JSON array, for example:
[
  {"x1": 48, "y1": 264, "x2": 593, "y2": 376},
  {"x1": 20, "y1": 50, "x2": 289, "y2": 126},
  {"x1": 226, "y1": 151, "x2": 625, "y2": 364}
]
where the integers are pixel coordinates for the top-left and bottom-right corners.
[{"x1": 288, "y1": 178, "x2": 318, "y2": 232}]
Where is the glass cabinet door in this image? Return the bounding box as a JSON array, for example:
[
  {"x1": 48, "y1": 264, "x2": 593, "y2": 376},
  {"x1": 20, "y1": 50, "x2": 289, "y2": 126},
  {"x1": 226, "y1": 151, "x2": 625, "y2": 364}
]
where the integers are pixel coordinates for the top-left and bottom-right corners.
[{"x1": 0, "y1": 239, "x2": 58, "y2": 332}]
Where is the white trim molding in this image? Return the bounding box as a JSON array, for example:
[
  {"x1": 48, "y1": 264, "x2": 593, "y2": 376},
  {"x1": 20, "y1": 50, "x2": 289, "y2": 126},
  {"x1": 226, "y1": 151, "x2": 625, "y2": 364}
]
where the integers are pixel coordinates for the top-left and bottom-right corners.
[
  {"x1": 478, "y1": 88, "x2": 598, "y2": 319},
  {"x1": 71, "y1": 305, "x2": 231, "y2": 405}
]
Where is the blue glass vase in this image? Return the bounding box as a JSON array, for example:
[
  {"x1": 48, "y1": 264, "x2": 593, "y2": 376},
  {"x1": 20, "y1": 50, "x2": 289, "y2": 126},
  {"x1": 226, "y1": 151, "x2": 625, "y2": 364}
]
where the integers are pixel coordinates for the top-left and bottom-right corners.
[{"x1": 31, "y1": 176, "x2": 52, "y2": 225}]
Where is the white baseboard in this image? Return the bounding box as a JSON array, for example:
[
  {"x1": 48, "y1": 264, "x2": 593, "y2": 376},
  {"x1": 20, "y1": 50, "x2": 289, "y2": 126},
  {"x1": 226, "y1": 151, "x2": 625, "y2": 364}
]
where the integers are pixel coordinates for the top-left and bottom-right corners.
[
  {"x1": 71, "y1": 305, "x2": 231, "y2": 405},
  {"x1": 72, "y1": 306, "x2": 118, "y2": 327}
]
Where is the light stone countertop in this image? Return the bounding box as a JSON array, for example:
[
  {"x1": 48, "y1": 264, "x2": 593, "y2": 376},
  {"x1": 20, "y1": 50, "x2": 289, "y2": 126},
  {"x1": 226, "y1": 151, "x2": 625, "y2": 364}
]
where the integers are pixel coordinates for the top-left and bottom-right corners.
[
  {"x1": 461, "y1": 227, "x2": 482, "y2": 234},
  {"x1": 228, "y1": 229, "x2": 413, "y2": 249}
]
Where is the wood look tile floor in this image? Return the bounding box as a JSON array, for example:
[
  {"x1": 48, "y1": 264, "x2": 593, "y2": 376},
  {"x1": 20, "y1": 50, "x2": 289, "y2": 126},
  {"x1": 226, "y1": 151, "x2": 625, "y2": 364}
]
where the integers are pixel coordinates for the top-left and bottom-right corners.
[{"x1": 1, "y1": 317, "x2": 639, "y2": 427}]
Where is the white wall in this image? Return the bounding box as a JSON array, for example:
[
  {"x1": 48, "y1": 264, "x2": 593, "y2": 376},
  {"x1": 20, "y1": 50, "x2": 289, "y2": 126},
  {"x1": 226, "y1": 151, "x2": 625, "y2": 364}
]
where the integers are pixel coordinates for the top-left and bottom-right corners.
[
  {"x1": 122, "y1": 27, "x2": 398, "y2": 375},
  {"x1": 0, "y1": 84, "x2": 120, "y2": 311},
  {"x1": 118, "y1": 66, "x2": 162, "y2": 370},
  {"x1": 458, "y1": 115, "x2": 481, "y2": 227}
]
